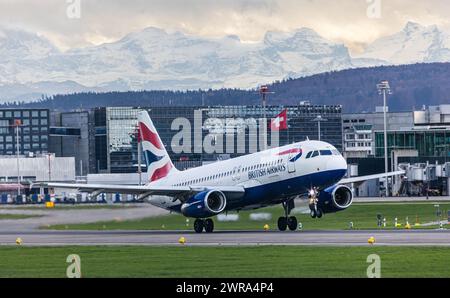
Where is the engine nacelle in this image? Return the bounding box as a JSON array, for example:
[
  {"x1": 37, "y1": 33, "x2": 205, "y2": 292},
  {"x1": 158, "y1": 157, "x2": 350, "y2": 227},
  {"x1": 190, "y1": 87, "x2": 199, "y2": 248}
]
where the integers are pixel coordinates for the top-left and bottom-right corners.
[
  {"x1": 318, "y1": 185, "x2": 353, "y2": 214},
  {"x1": 181, "y1": 190, "x2": 227, "y2": 218}
]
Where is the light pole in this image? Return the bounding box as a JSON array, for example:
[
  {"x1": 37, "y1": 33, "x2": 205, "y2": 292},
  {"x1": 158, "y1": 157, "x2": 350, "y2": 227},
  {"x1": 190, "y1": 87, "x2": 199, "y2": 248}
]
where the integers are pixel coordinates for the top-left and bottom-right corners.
[
  {"x1": 13, "y1": 119, "x2": 22, "y2": 196},
  {"x1": 260, "y1": 86, "x2": 274, "y2": 150},
  {"x1": 434, "y1": 204, "x2": 442, "y2": 229},
  {"x1": 46, "y1": 153, "x2": 52, "y2": 181},
  {"x1": 377, "y1": 80, "x2": 392, "y2": 197},
  {"x1": 312, "y1": 115, "x2": 328, "y2": 141}
]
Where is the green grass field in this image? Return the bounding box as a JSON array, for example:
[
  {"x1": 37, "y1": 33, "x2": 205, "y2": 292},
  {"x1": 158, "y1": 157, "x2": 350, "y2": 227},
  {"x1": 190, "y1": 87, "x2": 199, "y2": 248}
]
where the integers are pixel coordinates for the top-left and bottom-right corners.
[
  {"x1": 0, "y1": 214, "x2": 41, "y2": 220},
  {"x1": 0, "y1": 245, "x2": 449, "y2": 278},
  {"x1": 45, "y1": 202, "x2": 450, "y2": 231}
]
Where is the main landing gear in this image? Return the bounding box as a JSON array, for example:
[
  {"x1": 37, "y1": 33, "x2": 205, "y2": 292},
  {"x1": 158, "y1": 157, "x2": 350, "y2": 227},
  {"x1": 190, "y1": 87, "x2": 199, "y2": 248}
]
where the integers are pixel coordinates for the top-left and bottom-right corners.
[
  {"x1": 309, "y1": 188, "x2": 323, "y2": 219},
  {"x1": 277, "y1": 200, "x2": 298, "y2": 231},
  {"x1": 194, "y1": 218, "x2": 215, "y2": 233}
]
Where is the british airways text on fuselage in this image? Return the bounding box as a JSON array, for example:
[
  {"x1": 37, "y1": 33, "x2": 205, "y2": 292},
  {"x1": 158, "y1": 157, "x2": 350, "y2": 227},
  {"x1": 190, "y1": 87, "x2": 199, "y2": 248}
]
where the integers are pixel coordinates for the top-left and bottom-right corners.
[{"x1": 248, "y1": 164, "x2": 287, "y2": 180}]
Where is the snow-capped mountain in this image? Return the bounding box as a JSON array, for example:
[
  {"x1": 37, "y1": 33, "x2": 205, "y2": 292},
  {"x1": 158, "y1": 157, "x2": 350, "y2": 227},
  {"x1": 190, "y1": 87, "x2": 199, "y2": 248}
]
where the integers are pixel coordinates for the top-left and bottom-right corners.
[
  {"x1": 0, "y1": 28, "x2": 58, "y2": 62},
  {"x1": 0, "y1": 22, "x2": 450, "y2": 102},
  {"x1": 355, "y1": 22, "x2": 450, "y2": 64},
  {"x1": 0, "y1": 26, "x2": 354, "y2": 101}
]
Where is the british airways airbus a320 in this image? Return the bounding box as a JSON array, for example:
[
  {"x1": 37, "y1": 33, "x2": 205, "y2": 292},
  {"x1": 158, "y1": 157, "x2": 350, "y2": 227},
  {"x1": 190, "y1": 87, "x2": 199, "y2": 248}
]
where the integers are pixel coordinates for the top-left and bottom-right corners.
[{"x1": 44, "y1": 111, "x2": 404, "y2": 233}]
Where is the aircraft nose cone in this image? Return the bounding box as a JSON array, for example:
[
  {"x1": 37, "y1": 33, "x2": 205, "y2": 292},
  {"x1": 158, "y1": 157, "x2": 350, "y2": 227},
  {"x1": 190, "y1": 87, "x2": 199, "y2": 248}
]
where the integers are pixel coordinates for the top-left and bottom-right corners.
[
  {"x1": 338, "y1": 156, "x2": 348, "y2": 171},
  {"x1": 326, "y1": 155, "x2": 347, "y2": 171},
  {"x1": 326, "y1": 156, "x2": 348, "y2": 183}
]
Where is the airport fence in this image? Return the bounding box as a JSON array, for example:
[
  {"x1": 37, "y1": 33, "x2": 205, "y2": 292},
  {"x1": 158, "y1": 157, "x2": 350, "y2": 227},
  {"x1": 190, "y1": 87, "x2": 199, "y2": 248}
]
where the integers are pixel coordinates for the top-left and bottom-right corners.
[{"x1": 0, "y1": 193, "x2": 143, "y2": 205}]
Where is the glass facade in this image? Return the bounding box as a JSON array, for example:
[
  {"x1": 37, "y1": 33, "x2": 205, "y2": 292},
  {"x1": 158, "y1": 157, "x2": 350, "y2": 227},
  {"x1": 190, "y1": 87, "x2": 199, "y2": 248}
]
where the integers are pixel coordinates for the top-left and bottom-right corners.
[
  {"x1": 94, "y1": 108, "x2": 108, "y2": 172},
  {"x1": 49, "y1": 110, "x2": 96, "y2": 176},
  {"x1": 95, "y1": 105, "x2": 342, "y2": 173},
  {"x1": 107, "y1": 107, "x2": 141, "y2": 173},
  {"x1": 148, "y1": 107, "x2": 205, "y2": 166},
  {"x1": 0, "y1": 109, "x2": 50, "y2": 156},
  {"x1": 204, "y1": 105, "x2": 342, "y2": 157},
  {"x1": 375, "y1": 130, "x2": 450, "y2": 157}
]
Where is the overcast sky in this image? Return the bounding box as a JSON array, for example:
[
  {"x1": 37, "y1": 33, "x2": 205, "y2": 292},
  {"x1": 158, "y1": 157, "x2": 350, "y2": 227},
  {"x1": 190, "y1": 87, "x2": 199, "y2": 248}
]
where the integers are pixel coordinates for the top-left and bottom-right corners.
[{"x1": 1, "y1": 0, "x2": 449, "y2": 53}]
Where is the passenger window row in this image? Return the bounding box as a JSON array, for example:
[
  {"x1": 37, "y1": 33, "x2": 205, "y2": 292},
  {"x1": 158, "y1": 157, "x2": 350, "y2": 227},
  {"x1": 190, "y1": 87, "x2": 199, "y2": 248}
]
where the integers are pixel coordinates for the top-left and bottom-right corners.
[{"x1": 173, "y1": 159, "x2": 284, "y2": 187}]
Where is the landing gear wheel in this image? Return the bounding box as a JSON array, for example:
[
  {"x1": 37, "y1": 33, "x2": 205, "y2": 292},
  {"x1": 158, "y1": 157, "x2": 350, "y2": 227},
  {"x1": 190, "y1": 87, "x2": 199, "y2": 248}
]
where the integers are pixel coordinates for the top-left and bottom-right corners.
[
  {"x1": 277, "y1": 217, "x2": 288, "y2": 231},
  {"x1": 204, "y1": 219, "x2": 214, "y2": 233},
  {"x1": 316, "y1": 209, "x2": 323, "y2": 219},
  {"x1": 194, "y1": 219, "x2": 204, "y2": 233},
  {"x1": 287, "y1": 217, "x2": 298, "y2": 231},
  {"x1": 310, "y1": 209, "x2": 317, "y2": 219}
]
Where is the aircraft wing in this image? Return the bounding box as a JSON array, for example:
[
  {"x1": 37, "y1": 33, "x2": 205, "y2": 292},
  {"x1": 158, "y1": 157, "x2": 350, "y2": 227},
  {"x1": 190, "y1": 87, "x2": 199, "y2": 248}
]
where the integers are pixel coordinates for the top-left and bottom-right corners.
[
  {"x1": 35, "y1": 182, "x2": 245, "y2": 202},
  {"x1": 339, "y1": 170, "x2": 405, "y2": 186}
]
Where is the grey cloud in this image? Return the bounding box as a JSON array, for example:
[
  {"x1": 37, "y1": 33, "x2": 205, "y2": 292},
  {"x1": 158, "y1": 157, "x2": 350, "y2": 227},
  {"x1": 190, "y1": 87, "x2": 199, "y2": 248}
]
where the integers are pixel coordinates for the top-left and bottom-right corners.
[{"x1": 0, "y1": 0, "x2": 449, "y2": 50}]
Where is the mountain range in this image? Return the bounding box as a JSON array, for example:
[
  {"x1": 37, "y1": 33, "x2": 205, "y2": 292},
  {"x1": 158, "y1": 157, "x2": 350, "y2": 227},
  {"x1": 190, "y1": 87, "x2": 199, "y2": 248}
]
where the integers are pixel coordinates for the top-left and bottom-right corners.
[
  {"x1": 12, "y1": 63, "x2": 450, "y2": 113},
  {"x1": 1, "y1": 21, "x2": 450, "y2": 102}
]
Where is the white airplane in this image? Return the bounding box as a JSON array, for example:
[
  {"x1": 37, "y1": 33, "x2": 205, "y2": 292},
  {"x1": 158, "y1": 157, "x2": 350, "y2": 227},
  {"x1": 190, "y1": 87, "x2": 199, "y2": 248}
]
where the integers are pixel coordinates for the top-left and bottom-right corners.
[{"x1": 45, "y1": 111, "x2": 404, "y2": 233}]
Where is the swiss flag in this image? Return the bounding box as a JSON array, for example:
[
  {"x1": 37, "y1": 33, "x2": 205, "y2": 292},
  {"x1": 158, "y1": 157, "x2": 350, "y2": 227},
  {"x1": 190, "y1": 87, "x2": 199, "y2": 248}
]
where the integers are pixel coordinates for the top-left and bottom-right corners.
[{"x1": 270, "y1": 109, "x2": 288, "y2": 131}]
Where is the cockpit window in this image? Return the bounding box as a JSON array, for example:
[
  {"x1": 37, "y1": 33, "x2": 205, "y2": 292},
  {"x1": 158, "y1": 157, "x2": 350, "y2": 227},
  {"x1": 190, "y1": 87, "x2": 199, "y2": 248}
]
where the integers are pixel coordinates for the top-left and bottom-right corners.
[
  {"x1": 332, "y1": 149, "x2": 341, "y2": 156},
  {"x1": 307, "y1": 150, "x2": 337, "y2": 158},
  {"x1": 320, "y1": 150, "x2": 333, "y2": 156}
]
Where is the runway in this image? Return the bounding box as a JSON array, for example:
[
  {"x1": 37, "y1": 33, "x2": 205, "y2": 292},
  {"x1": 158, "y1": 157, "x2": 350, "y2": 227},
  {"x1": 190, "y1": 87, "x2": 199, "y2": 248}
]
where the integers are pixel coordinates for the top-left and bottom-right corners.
[{"x1": 1, "y1": 230, "x2": 450, "y2": 247}]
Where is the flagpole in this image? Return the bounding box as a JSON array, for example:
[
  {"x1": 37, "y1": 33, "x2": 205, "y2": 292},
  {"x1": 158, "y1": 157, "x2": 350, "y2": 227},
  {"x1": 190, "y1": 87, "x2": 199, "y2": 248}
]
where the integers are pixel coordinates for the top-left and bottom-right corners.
[
  {"x1": 287, "y1": 118, "x2": 290, "y2": 144},
  {"x1": 137, "y1": 125, "x2": 142, "y2": 186},
  {"x1": 262, "y1": 88, "x2": 267, "y2": 151}
]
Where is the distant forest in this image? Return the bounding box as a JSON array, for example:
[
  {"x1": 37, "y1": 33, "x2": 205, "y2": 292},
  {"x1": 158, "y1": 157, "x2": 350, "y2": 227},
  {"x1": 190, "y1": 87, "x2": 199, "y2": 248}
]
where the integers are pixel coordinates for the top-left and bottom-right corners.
[{"x1": 3, "y1": 63, "x2": 450, "y2": 113}]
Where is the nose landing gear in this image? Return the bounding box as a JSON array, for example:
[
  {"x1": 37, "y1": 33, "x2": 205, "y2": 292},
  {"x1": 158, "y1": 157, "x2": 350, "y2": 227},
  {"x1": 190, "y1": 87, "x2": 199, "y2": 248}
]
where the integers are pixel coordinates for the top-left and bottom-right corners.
[
  {"x1": 277, "y1": 200, "x2": 298, "y2": 231},
  {"x1": 308, "y1": 188, "x2": 323, "y2": 219},
  {"x1": 310, "y1": 208, "x2": 323, "y2": 219}
]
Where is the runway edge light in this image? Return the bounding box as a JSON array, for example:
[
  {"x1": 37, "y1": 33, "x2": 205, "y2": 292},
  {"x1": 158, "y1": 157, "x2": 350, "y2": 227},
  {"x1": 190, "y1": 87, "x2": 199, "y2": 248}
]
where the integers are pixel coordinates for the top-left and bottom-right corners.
[{"x1": 45, "y1": 201, "x2": 55, "y2": 208}]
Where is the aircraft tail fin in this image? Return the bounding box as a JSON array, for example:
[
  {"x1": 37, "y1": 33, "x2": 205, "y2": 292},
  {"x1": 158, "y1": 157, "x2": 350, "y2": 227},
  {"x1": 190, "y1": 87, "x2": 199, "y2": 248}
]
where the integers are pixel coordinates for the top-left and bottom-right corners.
[{"x1": 138, "y1": 111, "x2": 178, "y2": 183}]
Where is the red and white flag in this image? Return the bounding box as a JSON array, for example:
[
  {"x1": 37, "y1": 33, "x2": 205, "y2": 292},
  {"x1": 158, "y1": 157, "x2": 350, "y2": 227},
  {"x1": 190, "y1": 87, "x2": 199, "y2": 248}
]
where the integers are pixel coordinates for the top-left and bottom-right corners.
[{"x1": 270, "y1": 109, "x2": 288, "y2": 131}]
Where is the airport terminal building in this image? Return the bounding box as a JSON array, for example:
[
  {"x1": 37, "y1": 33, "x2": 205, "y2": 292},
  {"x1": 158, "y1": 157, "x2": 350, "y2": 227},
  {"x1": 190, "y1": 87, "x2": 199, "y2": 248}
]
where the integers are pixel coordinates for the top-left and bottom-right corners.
[
  {"x1": 47, "y1": 104, "x2": 343, "y2": 175},
  {"x1": 90, "y1": 104, "x2": 343, "y2": 173},
  {"x1": 342, "y1": 105, "x2": 450, "y2": 197},
  {"x1": 343, "y1": 105, "x2": 450, "y2": 160},
  {"x1": 0, "y1": 108, "x2": 50, "y2": 156}
]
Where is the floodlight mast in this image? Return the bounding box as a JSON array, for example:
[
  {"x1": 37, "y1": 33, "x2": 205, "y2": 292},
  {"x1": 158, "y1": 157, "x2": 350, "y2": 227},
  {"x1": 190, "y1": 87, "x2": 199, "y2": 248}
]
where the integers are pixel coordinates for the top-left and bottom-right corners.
[
  {"x1": 312, "y1": 115, "x2": 328, "y2": 141},
  {"x1": 260, "y1": 86, "x2": 274, "y2": 150},
  {"x1": 377, "y1": 80, "x2": 392, "y2": 197}
]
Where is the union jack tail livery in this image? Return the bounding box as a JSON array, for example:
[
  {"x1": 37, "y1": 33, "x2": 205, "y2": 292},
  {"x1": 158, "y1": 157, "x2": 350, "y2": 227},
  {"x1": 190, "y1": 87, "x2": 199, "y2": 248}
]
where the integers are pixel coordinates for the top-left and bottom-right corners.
[{"x1": 138, "y1": 111, "x2": 177, "y2": 183}]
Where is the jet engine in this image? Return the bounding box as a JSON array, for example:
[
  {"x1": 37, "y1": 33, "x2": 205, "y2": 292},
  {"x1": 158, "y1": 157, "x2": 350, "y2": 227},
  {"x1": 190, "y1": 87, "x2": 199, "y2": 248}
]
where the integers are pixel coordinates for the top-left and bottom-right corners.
[
  {"x1": 318, "y1": 185, "x2": 353, "y2": 214},
  {"x1": 181, "y1": 190, "x2": 227, "y2": 218}
]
